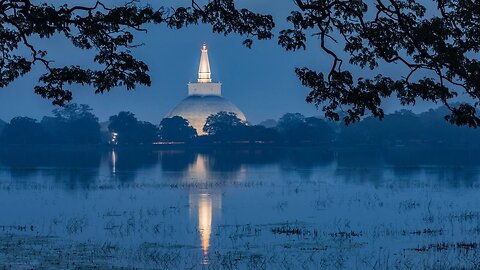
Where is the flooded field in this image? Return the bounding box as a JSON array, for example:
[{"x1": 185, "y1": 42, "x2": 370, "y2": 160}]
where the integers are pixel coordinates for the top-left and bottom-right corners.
[{"x1": 0, "y1": 147, "x2": 480, "y2": 269}]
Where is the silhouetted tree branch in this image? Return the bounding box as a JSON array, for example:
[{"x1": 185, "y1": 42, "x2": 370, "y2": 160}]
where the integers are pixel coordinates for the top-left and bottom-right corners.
[
  {"x1": 0, "y1": 0, "x2": 273, "y2": 105},
  {"x1": 2, "y1": 0, "x2": 480, "y2": 127},
  {"x1": 280, "y1": 0, "x2": 480, "y2": 127}
]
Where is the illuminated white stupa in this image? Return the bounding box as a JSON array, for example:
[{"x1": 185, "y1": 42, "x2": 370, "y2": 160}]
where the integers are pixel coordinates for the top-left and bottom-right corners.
[{"x1": 166, "y1": 42, "x2": 247, "y2": 134}]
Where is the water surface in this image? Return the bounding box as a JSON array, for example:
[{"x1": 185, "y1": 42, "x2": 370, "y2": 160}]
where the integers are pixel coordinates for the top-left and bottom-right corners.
[{"x1": 0, "y1": 147, "x2": 479, "y2": 269}]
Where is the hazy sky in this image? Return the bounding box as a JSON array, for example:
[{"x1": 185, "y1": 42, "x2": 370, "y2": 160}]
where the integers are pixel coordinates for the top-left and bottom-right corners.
[{"x1": 0, "y1": 0, "x2": 439, "y2": 124}]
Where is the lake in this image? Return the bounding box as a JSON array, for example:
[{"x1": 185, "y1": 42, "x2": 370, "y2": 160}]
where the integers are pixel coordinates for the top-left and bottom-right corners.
[{"x1": 0, "y1": 146, "x2": 479, "y2": 269}]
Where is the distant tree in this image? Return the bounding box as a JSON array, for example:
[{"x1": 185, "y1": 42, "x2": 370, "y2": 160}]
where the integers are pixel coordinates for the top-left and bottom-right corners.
[
  {"x1": 417, "y1": 107, "x2": 480, "y2": 145},
  {"x1": 0, "y1": 119, "x2": 5, "y2": 134},
  {"x1": 247, "y1": 125, "x2": 282, "y2": 143},
  {"x1": 277, "y1": 113, "x2": 333, "y2": 144},
  {"x1": 137, "y1": 121, "x2": 161, "y2": 144},
  {"x1": 159, "y1": 116, "x2": 197, "y2": 142},
  {"x1": 1, "y1": 117, "x2": 44, "y2": 144},
  {"x1": 337, "y1": 107, "x2": 480, "y2": 146},
  {"x1": 337, "y1": 117, "x2": 378, "y2": 145},
  {"x1": 338, "y1": 110, "x2": 421, "y2": 145},
  {"x1": 277, "y1": 113, "x2": 306, "y2": 131},
  {"x1": 203, "y1": 111, "x2": 248, "y2": 141},
  {"x1": 108, "y1": 112, "x2": 159, "y2": 144},
  {"x1": 109, "y1": 112, "x2": 139, "y2": 144},
  {"x1": 258, "y1": 119, "x2": 277, "y2": 129},
  {"x1": 41, "y1": 103, "x2": 100, "y2": 144},
  {"x1": 381, "y1": 110, "x2": 421, "y2": 143},
  {"x1": 277, "y1": 113, "x2": 307, "y2": 143},
  {"x1": 304, "y1": 117, "x2": 334, "y2": 143}
]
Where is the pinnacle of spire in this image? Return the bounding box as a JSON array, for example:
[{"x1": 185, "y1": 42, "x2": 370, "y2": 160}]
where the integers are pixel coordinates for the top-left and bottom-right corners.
[{"x1": 198, "y1": 42, "x2": 212, "y2": 83}]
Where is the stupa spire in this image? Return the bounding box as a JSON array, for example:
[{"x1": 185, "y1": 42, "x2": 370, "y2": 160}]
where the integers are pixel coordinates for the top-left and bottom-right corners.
[{"x1": 198, "y1": 42, "x2": 212, "y2": 83}]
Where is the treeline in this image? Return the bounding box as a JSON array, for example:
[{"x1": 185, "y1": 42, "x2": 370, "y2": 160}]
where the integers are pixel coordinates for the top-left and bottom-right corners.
[
  {"x1": 338, "y1": 108, "x2": 480, "y2": 146},
  {"x1": 0, "y1": 104, "x2": 158, "y2": 145},
  {"x1": 188, "y1": 112, "x2": 334, "y2": 144},
  {"x1": 0, "y1": 104, "x2": 479, "y2": 146},
  {"x1": 0, "y1": 104, "x2": 101, "y2": 145}
]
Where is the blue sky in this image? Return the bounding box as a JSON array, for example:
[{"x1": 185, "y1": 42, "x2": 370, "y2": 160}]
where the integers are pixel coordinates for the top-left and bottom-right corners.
[{"x1": 0, "y1": 0, "x2": 440, "y2": 124}]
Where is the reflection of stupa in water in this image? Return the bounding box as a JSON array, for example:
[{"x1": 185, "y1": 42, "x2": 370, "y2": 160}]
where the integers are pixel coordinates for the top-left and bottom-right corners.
[
  {"x1": 184, "y1": 153, "x2": 247, "y2": 184},
  {"x1": 189, "y1": 192, "x2": 222, "y2": 264},
  {"x1": 111, "y1": 150, "x2": 246, "y2": 263},
  {"x1": 180, "y1": 153, "x2": 239, "y2": 264},
  {"x1": 166, "y1": 42, "x2": 247, "y2": 135},
  {"x1": 184, "y1": 153, "x2": 224, "y2": 263}
]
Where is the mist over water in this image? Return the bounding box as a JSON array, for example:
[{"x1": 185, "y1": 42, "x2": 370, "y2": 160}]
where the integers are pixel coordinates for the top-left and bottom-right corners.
[{"x1": 1, "y1": 147, "x2": 480, "y2": 268}]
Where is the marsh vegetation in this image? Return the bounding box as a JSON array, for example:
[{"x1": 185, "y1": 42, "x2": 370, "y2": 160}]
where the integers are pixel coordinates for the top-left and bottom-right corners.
[{"x1": 0, "y1": 147, "x2": 479, "y2": 269}]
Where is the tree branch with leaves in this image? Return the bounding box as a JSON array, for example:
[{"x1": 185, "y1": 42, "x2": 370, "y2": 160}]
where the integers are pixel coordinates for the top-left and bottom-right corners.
[
  {"x1": 2, "y1": 0, "x2": 480, "y2": 127},
  {"x1": 0, "y1": 0, "x2": 273, "y2": 105},
  {"x1": 280, "y1": 0, "x2": 480, "y2": 126}
]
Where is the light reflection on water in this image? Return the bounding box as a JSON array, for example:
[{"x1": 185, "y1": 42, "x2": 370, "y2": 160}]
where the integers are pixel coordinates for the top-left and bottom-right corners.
[
  {"x1": 197, "y1": 193, "x2": 212, "y2": 263},
  {"x1": 111, "y1": 150, "x2": 117, "y2": 175},
  {"x1": 0, "y1": 147, "x2": 480, "y2": 268},
  {"x1": 189, "y1": 192, "x2": 219, "y2": 264},
  {"x1": 185, "y1": 154, "x2": 224, "y2": 264}
]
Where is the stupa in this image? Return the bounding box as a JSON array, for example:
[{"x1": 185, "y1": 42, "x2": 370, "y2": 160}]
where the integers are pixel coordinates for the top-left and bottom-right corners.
[{"x1": 165, "y1": 42, "x2": 246, "y2": 134}]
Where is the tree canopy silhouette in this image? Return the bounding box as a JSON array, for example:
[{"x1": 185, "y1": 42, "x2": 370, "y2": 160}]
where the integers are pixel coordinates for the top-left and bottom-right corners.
[
  {"x1": 0, "y1": 119, "x2": 5, "y2": 134},
  {"x1": 338, "y1": 106, "x2": 480, "y2": 145},
  {"x1": 1, "y1": 117, "x2": 44, "y2": 144},
  {"x1": 159, "y1": 116, "x2": 197, "y2": 142},
  {"x1": 277, "y1": 113, "x2": 334, "y2": 143},
  {"x1": 108, "y1": 111, "x2": 159, "y2": 144},
  {"x1": 2, "y1": 0, "x2": 480, "y2": 126},
  {"x1": 203, "y1": 111, "x2": 248, "y2": 141},
  {"x1": 41, "y1": 103, "x2": 100, "y2": 144}
]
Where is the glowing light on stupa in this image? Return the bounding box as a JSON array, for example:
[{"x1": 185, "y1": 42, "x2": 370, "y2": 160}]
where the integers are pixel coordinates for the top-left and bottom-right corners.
[{"x1": 197, "y1": 42, "x2": 212, "y2": 83}]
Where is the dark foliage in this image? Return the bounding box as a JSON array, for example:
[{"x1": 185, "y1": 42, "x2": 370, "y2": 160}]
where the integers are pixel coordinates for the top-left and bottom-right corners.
[
  {"x1": 159, "y1": 116, "x2": 197, "y2": 142},
  {"x1": 201, "y1": 111, "x2": 331, "y2": 143},
  {"x1": 2, "y1": 106, "x2": 479, "y2": 146},
  {"x1": 279, "y1": 0, "x2": 480, "y2": 126},
  {"x1": 277, "y1": 113, "x2": 307, "y2": 142},
  {"x1": 3, "y1": 1, "x2": 478, "y2": 126},
  {"x1": 0, "y1": 119, "x2": 5, "y2": 134},
  {"x1": 247, "y1": 125, "x2": 282, "y2": 143},
  {"x1": 203, "y1": 111, "x2": 249, "y2": 141},
  {"x1": 41, "y1": 103, "x2": 100, "y2": 144},
  {"x1": 1, "y1": 117, "x2": 44, "y2": 144},
  {"x1": 338, "y1": 106, "x2": 480, "y2": 145},
  {"x1": 108, "y1": 111, "x2": 159, "y2": 144},
  {"x1": 277, "y1": 113, "x2": 334, "y2": 143},
  {"x1": 258, "y1": 119, "x2": 277, "y2": 128},
  {"x1": 0, "y1": 0, "x2": 273, "y2": 105}
]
